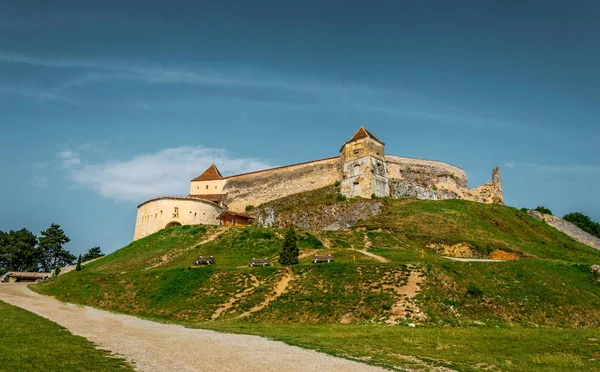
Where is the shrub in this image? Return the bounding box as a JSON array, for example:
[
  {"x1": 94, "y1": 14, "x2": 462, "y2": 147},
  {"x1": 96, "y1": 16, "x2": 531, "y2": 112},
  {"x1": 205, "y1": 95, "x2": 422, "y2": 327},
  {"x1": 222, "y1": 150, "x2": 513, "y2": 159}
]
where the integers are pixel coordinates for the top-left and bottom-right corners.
[
  {"x1": 466, "y1": 283, "x2": 483, "y2": 297},
  {"x1": 534, "y1": 206, "x2": 553, "y2": 215},
  {"x1": 336, "y1": 193, "x2": 347, "y2": 202},
  {"x1": 563, "y1": 212, "x2": 600, "y2": 239},
  {"x1": 75, "y1": 255, "x2": 82, "y2": 271},
  {"x1": 245, "y1": 205, "x2": 254, "y2": 212},
  {"x1": 333, "y1": 180, "x2": 341, "y2": 187}
]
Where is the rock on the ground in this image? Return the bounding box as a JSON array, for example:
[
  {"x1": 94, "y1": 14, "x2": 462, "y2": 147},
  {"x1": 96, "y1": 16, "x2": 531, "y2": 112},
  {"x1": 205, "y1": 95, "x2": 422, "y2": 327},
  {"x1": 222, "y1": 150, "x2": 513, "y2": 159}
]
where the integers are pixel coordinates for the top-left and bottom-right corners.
[{"x1": 527, "y1": 211, "x2": 600, "y2": 250}]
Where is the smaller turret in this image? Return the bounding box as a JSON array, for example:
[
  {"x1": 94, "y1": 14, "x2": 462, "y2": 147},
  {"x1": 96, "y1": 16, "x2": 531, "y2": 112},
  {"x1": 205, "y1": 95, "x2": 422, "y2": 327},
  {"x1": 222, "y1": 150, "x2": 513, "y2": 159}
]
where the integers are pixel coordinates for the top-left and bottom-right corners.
[{"x1": 339, "y1": 127, "x2": 389, "y2": 199}]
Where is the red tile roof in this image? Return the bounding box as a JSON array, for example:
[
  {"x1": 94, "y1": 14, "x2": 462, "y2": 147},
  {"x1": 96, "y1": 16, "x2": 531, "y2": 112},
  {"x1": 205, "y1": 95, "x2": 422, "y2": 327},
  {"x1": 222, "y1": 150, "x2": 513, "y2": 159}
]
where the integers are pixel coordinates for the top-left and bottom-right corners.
[
  {"x1": 191, "y1": 164, "x2": 223, "y2": 182},
  {"x1": 347, "y1": 126, "x2": 384, "y2": 144},
  {"x1": 217, "y1": 210, "x2": 254, "y2": 219}
]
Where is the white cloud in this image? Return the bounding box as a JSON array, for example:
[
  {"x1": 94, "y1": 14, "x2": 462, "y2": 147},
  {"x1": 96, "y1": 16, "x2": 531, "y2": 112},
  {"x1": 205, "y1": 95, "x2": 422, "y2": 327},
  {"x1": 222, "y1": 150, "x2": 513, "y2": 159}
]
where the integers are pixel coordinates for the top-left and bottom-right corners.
[
  {"x1": 59, "y1": 146, "x2": 274, "y2": 203},
  {"x1": 57, "y1": 150, "x2": 82, "y2": 168},
  {"x1": 504, "y1": 161, "x2": 515, "y2": 168}
]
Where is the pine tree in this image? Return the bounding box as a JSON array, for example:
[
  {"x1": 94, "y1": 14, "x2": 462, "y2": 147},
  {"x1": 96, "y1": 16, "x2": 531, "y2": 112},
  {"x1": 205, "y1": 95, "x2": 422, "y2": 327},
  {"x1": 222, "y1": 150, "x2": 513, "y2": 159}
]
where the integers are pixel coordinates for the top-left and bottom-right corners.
[
  {"x1": 278, "y1": 225, "x2": 299, "y2": 265},
  {"x1": 38, "y1": 224, "x2": 75, "y2": 272},
  {"x1": 76, "y1": 254, "x2": 82, "y2": 271}
]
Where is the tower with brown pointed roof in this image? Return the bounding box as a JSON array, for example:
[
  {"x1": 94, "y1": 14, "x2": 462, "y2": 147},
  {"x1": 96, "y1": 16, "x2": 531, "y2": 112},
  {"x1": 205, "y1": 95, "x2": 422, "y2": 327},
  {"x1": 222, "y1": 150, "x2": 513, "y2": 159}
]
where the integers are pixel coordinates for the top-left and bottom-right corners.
[
  {"x1": 189, "y1": 164, "x2": 227, "y2": 205},
  {"x1": 339, "y1": 127, "x2": 389, "y2": 199}
]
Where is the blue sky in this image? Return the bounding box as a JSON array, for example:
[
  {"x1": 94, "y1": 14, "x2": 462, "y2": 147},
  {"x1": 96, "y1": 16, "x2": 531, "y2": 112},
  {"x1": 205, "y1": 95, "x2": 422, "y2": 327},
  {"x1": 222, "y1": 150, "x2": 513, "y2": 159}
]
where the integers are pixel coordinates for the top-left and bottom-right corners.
[{"x1": 1, "y1": 1, "x2": 599, "y2": 255}]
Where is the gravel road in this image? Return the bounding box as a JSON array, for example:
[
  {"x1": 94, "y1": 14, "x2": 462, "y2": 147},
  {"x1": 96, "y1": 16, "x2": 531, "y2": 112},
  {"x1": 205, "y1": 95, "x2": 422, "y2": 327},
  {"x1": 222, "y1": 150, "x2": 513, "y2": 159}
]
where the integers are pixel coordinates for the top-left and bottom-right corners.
[{"x1": 0, "y1": 283, "x2": 387, "y2": 372}]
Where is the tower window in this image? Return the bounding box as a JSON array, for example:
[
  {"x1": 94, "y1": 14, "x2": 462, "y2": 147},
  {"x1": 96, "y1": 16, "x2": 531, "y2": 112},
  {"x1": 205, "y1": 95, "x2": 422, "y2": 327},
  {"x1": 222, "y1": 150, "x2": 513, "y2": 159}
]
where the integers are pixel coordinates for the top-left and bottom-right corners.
[{"x1": 206, "y1": 185, "x2": 209, "y2": 189}]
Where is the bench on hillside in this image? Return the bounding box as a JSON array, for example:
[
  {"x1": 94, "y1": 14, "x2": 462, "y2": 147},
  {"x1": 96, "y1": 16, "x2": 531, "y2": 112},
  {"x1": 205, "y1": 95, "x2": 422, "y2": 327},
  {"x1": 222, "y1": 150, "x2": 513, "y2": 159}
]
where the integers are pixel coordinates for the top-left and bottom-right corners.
[
  {"x1": 249, "y1": 258, "x2": 271, "y2": 267},
  {"x1": 195, "y1": 256, "x2": 215, "y2": 265},
  {"x1": 313, "y1": 254, "x2": 334, "y2": 264}
]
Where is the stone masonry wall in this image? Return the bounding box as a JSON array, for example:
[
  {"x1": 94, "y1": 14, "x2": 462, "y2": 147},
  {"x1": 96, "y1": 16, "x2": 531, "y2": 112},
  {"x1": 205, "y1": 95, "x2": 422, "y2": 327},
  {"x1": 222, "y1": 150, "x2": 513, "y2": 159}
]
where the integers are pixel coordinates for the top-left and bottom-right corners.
[
  {"x1": 223, "y1": 157, "x2": 341, "y2": 211},
  {"x1": 385, "y1": 155, "x2": 468, "y2": 200},
  {"x1": 527, "y1": 210, "x2": 600, "y2": 250}
]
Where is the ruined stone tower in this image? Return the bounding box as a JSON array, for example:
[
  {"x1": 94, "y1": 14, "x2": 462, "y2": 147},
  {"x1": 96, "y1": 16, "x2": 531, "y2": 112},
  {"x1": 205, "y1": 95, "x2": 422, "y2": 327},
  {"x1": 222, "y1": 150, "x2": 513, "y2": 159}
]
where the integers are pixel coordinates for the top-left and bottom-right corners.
[{"x1": 339, "y1": 127, "x2": 390, "y2": 199}]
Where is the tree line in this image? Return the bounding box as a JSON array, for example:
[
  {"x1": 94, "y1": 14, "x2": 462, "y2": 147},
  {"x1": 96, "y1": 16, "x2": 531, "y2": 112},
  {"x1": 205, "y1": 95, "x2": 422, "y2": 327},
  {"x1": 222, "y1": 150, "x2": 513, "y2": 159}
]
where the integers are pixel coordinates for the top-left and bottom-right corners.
[
  {"x1": 0, "y1": 224, "x2": 104, "y2": 275},
  {"x1": 522, "y1": 206, "x2": 600, "y2": 239}
]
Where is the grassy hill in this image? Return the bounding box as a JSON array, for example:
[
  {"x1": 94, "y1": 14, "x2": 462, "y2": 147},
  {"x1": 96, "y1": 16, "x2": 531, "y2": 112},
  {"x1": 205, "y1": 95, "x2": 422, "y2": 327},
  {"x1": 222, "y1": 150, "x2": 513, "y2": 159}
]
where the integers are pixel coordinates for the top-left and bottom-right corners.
[{"x1": 33, "y1": 191, "x2": 600, "y2": 370}]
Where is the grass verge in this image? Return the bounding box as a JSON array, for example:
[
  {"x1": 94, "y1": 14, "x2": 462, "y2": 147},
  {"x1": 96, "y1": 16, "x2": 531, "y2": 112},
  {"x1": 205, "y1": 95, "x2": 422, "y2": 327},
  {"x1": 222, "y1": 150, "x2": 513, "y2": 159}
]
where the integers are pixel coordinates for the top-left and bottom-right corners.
[{"x1": 0, "y1": 300, "x2": 132, "y2": 371}]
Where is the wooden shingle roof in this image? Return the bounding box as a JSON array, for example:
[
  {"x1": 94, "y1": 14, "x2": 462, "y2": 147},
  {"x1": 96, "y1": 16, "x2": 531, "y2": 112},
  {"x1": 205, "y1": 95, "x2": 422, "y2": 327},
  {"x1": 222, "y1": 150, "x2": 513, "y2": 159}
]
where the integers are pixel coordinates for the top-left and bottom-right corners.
[{"x1": 191, "y1": 164, "x2": 223, "y2": 182}]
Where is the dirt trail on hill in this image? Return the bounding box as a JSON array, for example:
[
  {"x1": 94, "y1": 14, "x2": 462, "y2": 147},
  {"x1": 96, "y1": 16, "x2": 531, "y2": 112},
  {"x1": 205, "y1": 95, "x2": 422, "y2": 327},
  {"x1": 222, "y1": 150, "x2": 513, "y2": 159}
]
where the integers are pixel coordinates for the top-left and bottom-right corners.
[
  {"x1": 237, "y1": 269, "x2": 294, "y2": 319},
  {"x1": 0, "y1": 283, "x2": 386, "y2": 372},
  {"x1": 146, "y1": 227, "x2": 227, "y2": 270},
  {"x1": 211, "y1": 274, "x2": 261, "y2": 320}
]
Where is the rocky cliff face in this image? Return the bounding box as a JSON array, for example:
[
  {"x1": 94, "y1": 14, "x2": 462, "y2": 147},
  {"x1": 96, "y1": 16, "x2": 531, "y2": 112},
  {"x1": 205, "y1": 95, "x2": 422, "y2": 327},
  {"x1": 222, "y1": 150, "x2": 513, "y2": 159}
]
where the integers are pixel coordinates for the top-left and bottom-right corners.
[
  {"x1": 248, "y1": 186, "x2": 384, "y2": 230},
  {"x1": 527, "y1": 210, "x2": 600, "y2": 250}
]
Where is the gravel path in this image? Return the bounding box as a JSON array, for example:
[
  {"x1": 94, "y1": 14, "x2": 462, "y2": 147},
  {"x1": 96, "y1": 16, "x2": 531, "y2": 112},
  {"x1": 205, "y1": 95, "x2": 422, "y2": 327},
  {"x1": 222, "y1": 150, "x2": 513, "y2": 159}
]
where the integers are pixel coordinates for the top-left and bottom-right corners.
[
  {"x1": 442, "y1": 257, "x2": 505, "y2": 262},
  {"x1": 0, "y1": 283, "x2": 387, "y2": 372}
]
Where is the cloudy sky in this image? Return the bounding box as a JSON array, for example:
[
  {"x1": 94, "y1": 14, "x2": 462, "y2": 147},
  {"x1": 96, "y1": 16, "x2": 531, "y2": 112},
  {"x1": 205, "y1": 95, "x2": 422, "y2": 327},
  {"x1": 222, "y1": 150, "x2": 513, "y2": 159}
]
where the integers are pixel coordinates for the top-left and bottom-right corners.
[{"x1": 1, "y1": 1, "x2": 599, "y2": 255}]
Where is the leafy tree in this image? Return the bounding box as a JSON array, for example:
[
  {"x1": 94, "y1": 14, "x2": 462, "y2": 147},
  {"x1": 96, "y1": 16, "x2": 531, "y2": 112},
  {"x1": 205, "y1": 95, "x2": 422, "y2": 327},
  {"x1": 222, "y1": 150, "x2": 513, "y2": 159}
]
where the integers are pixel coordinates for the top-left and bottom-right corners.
[
  {"x1": 0, "y1": 229, "x2": 40, "y2": 273},
  {"x1": 278, "y1": 225, "x2": 299, "y2": 266},
  {"x1": 563, "y1": 212, "x2": 600, "y2": 239},
  {"x1": 75, "y1": 255, "x2": 82, "y2": 271},
  {"x1": 38, "y1": 224, "x2": 75, "y2": 271},
  {"x1": 534, "y1": 206, "x2": 553, "y2": 215},
  {"x1": 82, "y1": 246, "x2": 104, "y2": 261},
  {"x1": 53, "y1": 265, "x2": 61, "y2": 277}
]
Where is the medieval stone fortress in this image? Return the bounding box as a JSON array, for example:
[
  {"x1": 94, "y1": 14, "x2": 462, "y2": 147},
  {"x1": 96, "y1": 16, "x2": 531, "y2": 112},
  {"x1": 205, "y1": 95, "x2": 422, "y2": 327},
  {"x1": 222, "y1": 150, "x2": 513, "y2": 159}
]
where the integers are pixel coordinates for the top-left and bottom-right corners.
[{"x1": 133, "y1": 127, "x2": 503, "y2": 240}]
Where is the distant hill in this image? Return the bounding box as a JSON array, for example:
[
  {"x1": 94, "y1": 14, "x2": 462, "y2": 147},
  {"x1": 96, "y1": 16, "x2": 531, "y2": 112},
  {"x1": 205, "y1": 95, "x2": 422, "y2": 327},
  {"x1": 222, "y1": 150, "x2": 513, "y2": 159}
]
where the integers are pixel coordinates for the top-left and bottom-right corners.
[{"x1": 35, "y1": 190, "x2": 600, "y2": 328}]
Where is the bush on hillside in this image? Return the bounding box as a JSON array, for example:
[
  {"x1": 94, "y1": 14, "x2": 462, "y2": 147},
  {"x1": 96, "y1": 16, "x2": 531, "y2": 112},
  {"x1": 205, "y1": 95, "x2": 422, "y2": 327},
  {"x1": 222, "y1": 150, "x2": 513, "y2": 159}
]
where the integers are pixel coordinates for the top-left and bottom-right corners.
[
  {"x1": 564, "y1": 212, "x2": 600, "y2": 239},
  {"x1": 534, "y1": 206, "x2": 553, "y2": 215}
]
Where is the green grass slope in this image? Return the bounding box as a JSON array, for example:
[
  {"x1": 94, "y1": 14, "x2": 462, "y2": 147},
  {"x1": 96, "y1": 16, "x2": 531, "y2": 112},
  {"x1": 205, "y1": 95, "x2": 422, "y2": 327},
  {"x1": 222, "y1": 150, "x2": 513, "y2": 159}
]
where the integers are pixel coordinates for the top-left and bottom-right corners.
[
  {"x1": 0, "y1": 300, "x2": 131, "y2": 371},
  {"x1": 32, "y1": 194, "x2": 600, "y2": 370}
]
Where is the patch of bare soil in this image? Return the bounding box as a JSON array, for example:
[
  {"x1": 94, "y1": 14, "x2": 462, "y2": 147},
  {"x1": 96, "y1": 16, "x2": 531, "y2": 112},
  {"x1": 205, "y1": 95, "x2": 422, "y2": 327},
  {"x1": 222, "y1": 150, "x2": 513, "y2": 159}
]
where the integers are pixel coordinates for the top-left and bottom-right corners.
[
  {"x1": 427, "y1": 242, "x2": 482, "y2": 258},
  {"x1": 299, "y1": 250, "x2": 320, "y2": 259},
  {"x1": 237, "y1": 269, "x2": 294, "y2": 319},
  {"x1": 350, "y1": 248, "x2": 389, "y2": 263},
  {"x1": 145, "y1": 227, "x2": 227, "y2": 270},
  {"x1": 363, "y1": 234, "x2": 373, "y2": 250},
  {"x1": 386, "y1": 269, "x2": 426, "y2": 325},
  {"x1": 211, "y1": 274, "x2": 261, "y2": 320},
  {"x1": 489, "y1": 250, "x2": 519, "y2": 260}
]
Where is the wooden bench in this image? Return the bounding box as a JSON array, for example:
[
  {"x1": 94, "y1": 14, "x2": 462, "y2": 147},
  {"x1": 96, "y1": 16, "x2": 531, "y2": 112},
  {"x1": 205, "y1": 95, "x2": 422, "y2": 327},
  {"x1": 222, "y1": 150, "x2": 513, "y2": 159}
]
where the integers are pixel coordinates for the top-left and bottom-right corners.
[
  {"x1": 313, "y1": 254, "x2": 334, "y2": 264},
  {"x1": 194, "y1": 256, "x2": 215, "y2": 265},
  {"x1": 249, "y1": 258, "x2": 271, "y2": 267}
]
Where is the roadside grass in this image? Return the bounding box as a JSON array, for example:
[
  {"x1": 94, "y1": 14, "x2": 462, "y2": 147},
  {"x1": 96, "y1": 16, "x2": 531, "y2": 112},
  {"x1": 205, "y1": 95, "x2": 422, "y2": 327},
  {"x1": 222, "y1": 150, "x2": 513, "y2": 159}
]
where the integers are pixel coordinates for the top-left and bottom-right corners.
[
  {"x1": 198, "y1": 323, "x2": 600, "y2": 372},
  {"x1": 0, "y1": 300, "x2": 132, "y2": 371}
]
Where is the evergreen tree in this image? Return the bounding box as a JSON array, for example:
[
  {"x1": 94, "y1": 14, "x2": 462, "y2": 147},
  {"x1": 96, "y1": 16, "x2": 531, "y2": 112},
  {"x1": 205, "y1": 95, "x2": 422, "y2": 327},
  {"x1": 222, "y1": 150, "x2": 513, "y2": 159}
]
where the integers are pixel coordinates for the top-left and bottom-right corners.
[
  {"x1": 82, "y1": 246, "x2": 104, "y2": 261},
  {"x1": 38, "y1": 224, "x2": 75, "y2": 272},
  {"x1": 278, "y1": 225, "x2": 299, "y2": 265},
  {"x1": 76, "y1": 254, "x2": 82, "y2": 271},
  {"x1": 0, "y1": 229, "x2": 40, "y2": 273},
  {"x1": 53, "y1": 264, "x2": 61, "y2": 277}
]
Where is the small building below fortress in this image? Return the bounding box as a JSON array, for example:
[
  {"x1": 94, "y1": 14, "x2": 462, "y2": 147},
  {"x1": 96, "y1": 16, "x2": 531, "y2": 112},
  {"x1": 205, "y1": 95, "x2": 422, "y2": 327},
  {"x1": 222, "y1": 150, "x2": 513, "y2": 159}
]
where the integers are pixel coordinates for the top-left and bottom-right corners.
[{"x1": 133, "y1": 127, "x2": 503, "y2": 240}]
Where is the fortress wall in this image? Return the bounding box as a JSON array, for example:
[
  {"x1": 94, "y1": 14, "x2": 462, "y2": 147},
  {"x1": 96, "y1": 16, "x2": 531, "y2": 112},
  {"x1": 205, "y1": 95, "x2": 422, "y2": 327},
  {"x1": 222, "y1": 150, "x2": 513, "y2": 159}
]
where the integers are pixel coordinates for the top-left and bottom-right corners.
[
  {"x1": 385, "y1": 155, "x2": 468, "y2": 196},
  {"x1": 223, "y1": 157, "x2": 341, "y2": 211},
  {"x1": 134, "y1": 198, "x2": 222, "y2": 240},
  {"x1": 190, "y1": 179, "x2": 226, "y2": 195}
]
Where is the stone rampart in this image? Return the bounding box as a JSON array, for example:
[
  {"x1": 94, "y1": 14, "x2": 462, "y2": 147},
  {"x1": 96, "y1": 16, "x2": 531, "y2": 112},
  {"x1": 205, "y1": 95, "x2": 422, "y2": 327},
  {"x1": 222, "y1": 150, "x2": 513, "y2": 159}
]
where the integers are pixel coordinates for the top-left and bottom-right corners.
[
  {"x1": 134, "y1": 197, "x2": 222, "y2": 240},
  {"x1": 385, "y1": 155, "x2": 468, "y2": 199},
  {"x1": 223, "y1": 157, "x2": 340, "y2": 211},
  {"x1": 527, "y1": 211, "x2": 600, "y2": 250}
]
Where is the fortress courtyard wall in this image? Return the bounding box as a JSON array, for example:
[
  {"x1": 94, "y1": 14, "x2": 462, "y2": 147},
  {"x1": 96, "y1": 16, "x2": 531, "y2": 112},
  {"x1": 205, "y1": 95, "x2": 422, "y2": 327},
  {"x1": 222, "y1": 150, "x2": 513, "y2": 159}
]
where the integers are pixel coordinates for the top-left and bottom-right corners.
[
  {"x1": 223, "y1": 157, "x2": 341, "y2": 211},
  {"x1": 134, "y1": 197, "x2": 222, "y2": 240}
]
